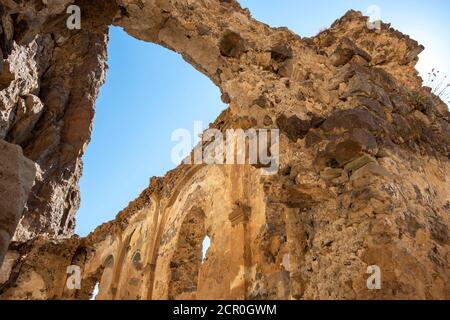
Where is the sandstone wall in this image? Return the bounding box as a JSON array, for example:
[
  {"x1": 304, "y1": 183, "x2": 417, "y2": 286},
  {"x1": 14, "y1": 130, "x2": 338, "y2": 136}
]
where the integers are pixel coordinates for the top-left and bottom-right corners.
[
  {"x1": 0, "y1": 140, "x2": 35, "y2": 265},
  {"x1": 0, "y1": 0, "x2": 111, "y2": 241},
  {"x1": 0, "y1": 0, "x2": 449, "y2": 300}
]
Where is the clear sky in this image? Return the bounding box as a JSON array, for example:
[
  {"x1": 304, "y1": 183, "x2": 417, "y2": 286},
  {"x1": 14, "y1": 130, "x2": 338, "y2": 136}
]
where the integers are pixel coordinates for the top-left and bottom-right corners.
[{"x1": 75, "y1": 0, "x2": 450, "y2": 236}]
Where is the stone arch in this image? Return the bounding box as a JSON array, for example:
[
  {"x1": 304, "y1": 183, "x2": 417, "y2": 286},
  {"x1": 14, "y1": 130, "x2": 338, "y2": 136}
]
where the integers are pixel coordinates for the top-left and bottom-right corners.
[
  {"x1": 98, "y1": 255, "x2": 116, "y2": 298},
  {"x1": 81, "y1": 254, "x2": 115, "y2": 300},
  {"x1": 114, "y1": 223, "x2": 149, "y2": 299},
  {"x1": 168, "y1": 207, "x2": 207, "y2": 300},
  {"x1": 3, "y1": 0, "x2": 275, "y2": 243}
]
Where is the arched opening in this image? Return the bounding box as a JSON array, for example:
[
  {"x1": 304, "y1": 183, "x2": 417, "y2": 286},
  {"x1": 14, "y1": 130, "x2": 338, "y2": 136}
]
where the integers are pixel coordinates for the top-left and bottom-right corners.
[
  {"x1": 168, "y1": 207, "x2": 207, "y2": 300},
  {"x1": 82, "y1": 254, "x2": 115, "y2": 300},
  {"x1": 75, "y1": 26, "x2": 226, "y2": 236}
]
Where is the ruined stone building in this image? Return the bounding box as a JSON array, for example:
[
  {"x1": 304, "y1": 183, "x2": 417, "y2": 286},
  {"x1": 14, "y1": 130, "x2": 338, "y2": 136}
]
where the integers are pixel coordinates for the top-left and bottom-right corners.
[{"x1": 0, "y1": 0, "x2": 449, "y2": 300}]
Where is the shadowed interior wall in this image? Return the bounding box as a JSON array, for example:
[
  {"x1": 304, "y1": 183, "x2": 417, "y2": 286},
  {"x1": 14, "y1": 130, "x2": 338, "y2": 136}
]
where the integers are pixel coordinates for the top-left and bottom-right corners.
[{"x1": 168, "y1": 207, "x2": 206, "y2": 300}]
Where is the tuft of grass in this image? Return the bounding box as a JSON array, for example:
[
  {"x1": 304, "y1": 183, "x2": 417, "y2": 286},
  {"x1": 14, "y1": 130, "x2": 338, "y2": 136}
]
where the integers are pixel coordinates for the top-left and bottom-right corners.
[
  {"x1": 408, "y1": 91, "x2": 427, "y2": 106},
  {"x1": 407, "y1": 91, "x2": 434, "y2": 115}
]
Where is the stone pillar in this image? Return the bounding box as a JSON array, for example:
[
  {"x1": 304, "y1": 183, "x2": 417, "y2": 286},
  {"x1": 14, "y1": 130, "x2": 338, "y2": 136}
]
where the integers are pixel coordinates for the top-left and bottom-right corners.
[
  {"x1": 228, "y1": 203, "x2": 251, "y2": 299},
  {"x1": 0, "y1": 140, "x2": 35, "y2": 266}
]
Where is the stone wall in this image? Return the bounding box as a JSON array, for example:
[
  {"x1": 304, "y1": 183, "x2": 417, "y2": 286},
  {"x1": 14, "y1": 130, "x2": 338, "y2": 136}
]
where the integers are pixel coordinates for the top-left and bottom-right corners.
[
  {"x1": 0, "y1": 140, "x2": 35, "y2": 265},
  {"x1": 0, "y1": 0, "x2": 110, "y2": 241},
  {"x1": 0, "y1": 1, "x2": 448, "y2": 299}
]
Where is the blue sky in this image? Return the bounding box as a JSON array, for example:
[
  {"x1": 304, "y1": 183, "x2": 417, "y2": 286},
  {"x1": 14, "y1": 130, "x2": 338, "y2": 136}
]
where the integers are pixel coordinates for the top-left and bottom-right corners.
[{"x1": 75, "y1": 1, "x2": 450, "y2": 236}]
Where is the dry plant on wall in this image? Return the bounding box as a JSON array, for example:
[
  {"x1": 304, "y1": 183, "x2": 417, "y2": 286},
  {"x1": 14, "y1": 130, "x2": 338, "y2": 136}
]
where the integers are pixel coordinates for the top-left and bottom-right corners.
[{"x1": 424, "y1": 68, "x2": 450, "y2": 105}]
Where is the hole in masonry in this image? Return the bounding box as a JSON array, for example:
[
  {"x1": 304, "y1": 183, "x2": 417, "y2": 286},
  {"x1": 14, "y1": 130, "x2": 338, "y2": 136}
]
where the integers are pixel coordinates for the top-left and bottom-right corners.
[
  {"x1": 91, "y1": 282, "x2": 100, "y2": 300},
  {"x1": 74, "y1": 26, "x2": 226, "y2": 236},
  {"x1": 202, "y1": 235, "x2": 211, "y2": 262}
]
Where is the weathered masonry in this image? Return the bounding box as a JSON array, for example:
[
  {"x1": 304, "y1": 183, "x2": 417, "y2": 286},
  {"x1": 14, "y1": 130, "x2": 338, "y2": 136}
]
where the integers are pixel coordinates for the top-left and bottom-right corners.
[{"x1": 0, "y1": 1, "x2": 449, "y2": 299}]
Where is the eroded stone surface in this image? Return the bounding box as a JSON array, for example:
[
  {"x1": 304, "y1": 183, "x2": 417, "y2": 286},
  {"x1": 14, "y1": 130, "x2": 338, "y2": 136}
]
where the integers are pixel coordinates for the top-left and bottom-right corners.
[
  {"x1": 0, "y1": 140, "x2": 35, "y2": 265},
  {"x1": 0, "y1": 1, "x2": 449, "y2": 300},
  {"x1": 1, "y1": 0, "x2": 109, "y2": 241}
]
